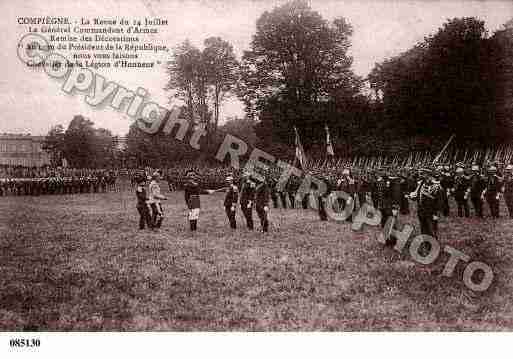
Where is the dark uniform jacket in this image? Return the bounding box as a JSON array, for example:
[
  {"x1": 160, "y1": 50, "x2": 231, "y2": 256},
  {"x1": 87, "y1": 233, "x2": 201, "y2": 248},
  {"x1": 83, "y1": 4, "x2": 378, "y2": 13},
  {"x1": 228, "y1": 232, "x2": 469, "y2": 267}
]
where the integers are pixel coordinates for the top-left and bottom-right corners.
[
  {"x1": 485, "y1": 174, "x2": 502, "y2": 195},
  {"x1": 470, "y1": 174, "x2": 486, "y2": 199},
  {"x1": 372, "y1": 177, "x2": 392, "y2": 210},
  {"x1": 224, "y1": 184, "x2": 239, "y2": 208},
  {"x1": 417, "y1": 179, "x2": 443, "y2": 216},
  {"x1": 136, "y1": 185, "x2": 148, "y2": 208},
  {"x1": 184, "y1": 180, "x2": 208, "y2": 209},
  {"x1": 255, "y1": 182, "x2": 270, "y2": 208},
  {"x1": 453, "y1": 175, "x2": 470, "y2": 200},
  {"x1": 504, "y1": 175, "x2": 513, "y2": 199},
  {"x1": 240, "y1": 179, "x2": 256, "y2": 206}
]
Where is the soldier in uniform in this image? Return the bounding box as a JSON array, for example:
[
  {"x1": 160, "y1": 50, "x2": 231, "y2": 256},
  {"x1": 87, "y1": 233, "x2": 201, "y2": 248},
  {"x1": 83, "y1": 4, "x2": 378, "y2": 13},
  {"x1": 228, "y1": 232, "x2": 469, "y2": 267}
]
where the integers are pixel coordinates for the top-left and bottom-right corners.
[
  {"x1": 337, "y1": 168, "x2": 357, "y2": 222},
  {"x1": 255, "y1": 177, "x2": 271, "y2": 232},
  {"x1": 240, "y1": 172, "x2": 256, "y2": 230},
  {"x1": 148, "y1": 171, "x2": 167, "y2": 229},
  {"x1": 482, "y1": 164, "x2": 502, "y2": 218},
  {"x1": 269, "y1": 175, "x2": 279, "y2": 209},
  {"x1": 452, "y1": 166, "x2": 470, "y2": 217},
  {"x1": 503, "y1": 164, "x2": 513, "y2": 218},
  {"x1": 183, "y1": 170, "x2": 214, "y2": 231},
  {"x1": 286, "y1": 177, "x2": 297, "y2": 209},
  {"x1": 440, "y1": 166, "x2": 454, "y2": 217},
  {"x1": 469, "y1": 164, "x2": 485, "y2": 218},
  {"x1": 357, "y1": 172, "x2": 371, "y2": 211},
  {"x1": 410, "y1": 168, "x2": 442, "y2": 238},
  {"x1": 135, "y1": 176, "x2": 153, "y2": 230},
  {"x1": 317, "y1": 175, "x2": 331, "y2": 221},
  {"x1": 372, "y1": 169, "x2": 392, "y2": 228},
  {"x1": 224, "y1": 175, "x2": 238, "y2": 229}
]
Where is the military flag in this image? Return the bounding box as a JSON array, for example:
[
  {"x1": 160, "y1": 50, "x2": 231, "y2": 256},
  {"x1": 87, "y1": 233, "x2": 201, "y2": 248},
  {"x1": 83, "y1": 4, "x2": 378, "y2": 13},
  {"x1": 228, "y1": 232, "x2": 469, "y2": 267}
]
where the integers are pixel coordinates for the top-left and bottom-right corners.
[
  {"x1": 325, "y1": 124, "x2": 335, "y2": 157},
  {"x1": 293, "y1": 126, "x2": 307, "y2": 170}
]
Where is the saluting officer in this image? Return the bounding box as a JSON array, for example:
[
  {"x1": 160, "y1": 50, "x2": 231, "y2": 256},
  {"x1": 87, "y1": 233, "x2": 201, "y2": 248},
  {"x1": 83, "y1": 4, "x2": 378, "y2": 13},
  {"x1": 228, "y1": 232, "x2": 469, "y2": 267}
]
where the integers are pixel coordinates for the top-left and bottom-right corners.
[{"x1": 224, "y1": 175, "x2": 238, "y2": 229}]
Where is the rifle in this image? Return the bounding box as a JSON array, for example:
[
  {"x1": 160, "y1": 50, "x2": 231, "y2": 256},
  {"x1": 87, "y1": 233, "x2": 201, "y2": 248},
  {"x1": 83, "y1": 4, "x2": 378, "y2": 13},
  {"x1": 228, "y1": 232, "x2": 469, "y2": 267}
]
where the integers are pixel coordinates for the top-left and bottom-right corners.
[{"x1": 433, "y1": 134, "x2": 455, "y2": 165}]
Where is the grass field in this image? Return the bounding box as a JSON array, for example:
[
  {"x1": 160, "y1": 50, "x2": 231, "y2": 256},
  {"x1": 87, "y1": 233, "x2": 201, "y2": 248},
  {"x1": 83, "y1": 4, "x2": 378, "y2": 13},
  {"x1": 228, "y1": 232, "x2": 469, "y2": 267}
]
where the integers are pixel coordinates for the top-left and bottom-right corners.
[{"x1": 1, "y1": 186, "x2": 513, "y2": 331}]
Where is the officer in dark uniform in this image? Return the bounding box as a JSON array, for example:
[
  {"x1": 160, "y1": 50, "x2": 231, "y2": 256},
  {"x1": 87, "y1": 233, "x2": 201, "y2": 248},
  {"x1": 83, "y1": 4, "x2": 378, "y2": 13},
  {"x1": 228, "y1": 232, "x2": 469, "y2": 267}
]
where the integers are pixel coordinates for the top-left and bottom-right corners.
[
  {"x1": 357, "y1": 172, "x2": 371, "y2": 211},
  {"x1": 224, "y1": 175, "x2": 238, "y2": 229},
  {"x1": 269, "y1": 175, "x2": 279, "y2": 209},
  {"x1": 482, "y1": 164, "x2": 502, "y2": 218},
  {"x1": 135, "y1": 176, "x2": 153, "y2": 230},
  {"x1": 286, "y1": 177, "x2": 296, "y2": 209},
  {"x1": 372, "y1": 169, "x2": 392, "y2": 228},
  {"x1": 183, "y1": 170, "x2": 213, "y2": 231},
  {"x1": 317, "y1": 175, "x2": 331, "y2": 221},
  {"x1": 411, "y1": 168, "x2": 442, "y2": 238},
  {"x1": 469, "y1": 164, "x2": 485, "y2": 218},
  {"x1": 240, "y1": 172, "x2": 256, "y2": 230},
  {"x1": 255, "y1": 177, "x2": 271, "y2": 232},
  {"x1": 452, "y1": 166, "x2": 470, "y2": 217},
  {"x1": 440, "y1": 166, "x2": 454, "y2": 217}
]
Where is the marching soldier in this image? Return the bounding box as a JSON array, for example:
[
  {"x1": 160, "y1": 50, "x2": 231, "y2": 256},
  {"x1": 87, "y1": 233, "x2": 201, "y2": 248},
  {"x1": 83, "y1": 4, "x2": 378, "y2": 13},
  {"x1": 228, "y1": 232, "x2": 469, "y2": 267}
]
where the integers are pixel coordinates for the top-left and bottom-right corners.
[
  {"x1": 255, "y1": 177, "x2": 271, "y2": 232},
  {"x1": 240, "y1": 172, "x2": 256, "y2": 230},
  {"x1": 503, "y1": 164, "x2": 513, "y2": 218},
  {"x1": 148, "y1": 171, "x2": 167, "y2": 229},
  {"x1": 482, "y1": 164, "x2": 502, "y2": 218},
  {"x1": 469, "y1": 164, "x2": 486, "y2": 218},
  {"x1": 224, "y1": 175, "x2": 238, "y2": 229}
]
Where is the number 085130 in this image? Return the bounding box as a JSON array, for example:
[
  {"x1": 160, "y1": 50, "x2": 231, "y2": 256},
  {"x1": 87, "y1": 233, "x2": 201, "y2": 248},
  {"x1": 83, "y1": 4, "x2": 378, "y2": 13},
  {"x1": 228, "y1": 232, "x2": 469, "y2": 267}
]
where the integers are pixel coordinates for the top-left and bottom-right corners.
[{"x1": 9, "y1": 338, "x2": 40, "y2": 348}]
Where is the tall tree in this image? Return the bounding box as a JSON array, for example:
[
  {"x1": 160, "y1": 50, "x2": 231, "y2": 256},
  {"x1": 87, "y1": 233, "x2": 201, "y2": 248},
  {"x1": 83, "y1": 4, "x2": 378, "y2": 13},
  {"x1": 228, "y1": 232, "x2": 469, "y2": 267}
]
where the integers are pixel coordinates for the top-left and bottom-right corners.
[
  {"x1": 165, "y1": 40, "x2": 202, "y2": 124},
  {"x1": 238, "y1": 0, "x2": 361, "y2": 146},
  {"x1": 369, "y1": 17, "x2": 507, "y2": 147},
  {"x1": 203, "y1": 37, "x2": 239, "y2": 133}
]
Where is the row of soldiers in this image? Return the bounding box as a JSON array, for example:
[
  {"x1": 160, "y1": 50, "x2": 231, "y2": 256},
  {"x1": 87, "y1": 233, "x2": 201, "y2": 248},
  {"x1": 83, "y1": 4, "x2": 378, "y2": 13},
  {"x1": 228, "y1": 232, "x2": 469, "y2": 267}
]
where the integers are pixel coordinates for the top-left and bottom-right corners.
[
  {"x1": 132, "y1": 161, "x2": 513, "y2": 236},
  {"x1": 269, "y1": 162, "x2": 513, "y2": 239},
  {"x1": 0, "y1": 174, "x2": 116, "y2": 196}
]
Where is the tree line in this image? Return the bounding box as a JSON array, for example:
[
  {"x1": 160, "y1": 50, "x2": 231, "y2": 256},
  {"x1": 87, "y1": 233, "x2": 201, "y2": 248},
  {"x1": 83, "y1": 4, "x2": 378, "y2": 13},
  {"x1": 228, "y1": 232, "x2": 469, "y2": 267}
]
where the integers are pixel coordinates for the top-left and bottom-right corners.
[{"x1": 46, "y1": 1, "x2": 513, "y2": 167}]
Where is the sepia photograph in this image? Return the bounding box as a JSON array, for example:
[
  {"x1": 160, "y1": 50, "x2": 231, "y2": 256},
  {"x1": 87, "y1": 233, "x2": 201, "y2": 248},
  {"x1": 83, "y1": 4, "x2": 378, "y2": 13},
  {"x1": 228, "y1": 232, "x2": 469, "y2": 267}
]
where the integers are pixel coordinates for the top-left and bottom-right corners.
[{"x1": 2, "y1": 0, "x2": 513, "y2": 354}]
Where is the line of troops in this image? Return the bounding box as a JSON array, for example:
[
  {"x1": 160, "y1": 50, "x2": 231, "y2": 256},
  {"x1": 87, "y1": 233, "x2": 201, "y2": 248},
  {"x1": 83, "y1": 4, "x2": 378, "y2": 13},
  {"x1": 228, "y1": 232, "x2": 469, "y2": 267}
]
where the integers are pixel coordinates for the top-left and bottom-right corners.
[
  {"x1": 0, "y1": 172, "x2": 118, "y2": 196},
  {"x1": 134, "y1": 162, "x2": 513, "y2": 237}
]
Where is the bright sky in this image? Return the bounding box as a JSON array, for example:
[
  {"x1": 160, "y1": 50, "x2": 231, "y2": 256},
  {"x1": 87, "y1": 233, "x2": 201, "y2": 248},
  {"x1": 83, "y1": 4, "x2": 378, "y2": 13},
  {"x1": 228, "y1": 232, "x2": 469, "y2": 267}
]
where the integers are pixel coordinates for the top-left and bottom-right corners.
[{"x1": 1, "y1": 0, "x2": 511, "y2": 136}]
